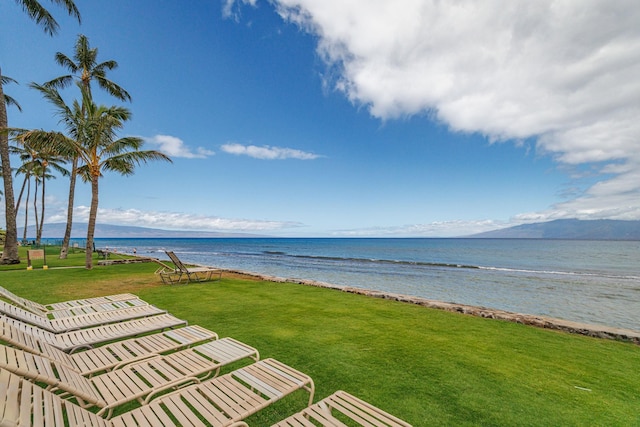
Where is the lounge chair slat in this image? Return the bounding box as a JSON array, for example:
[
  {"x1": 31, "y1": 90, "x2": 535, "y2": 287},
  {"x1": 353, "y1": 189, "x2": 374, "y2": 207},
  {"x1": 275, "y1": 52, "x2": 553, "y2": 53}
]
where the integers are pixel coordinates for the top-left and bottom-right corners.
[
  {"x1": 160, "y1": 394, "x2": 210, "y2": 426},
  {"x1": 178, "y1": 387, "x2": 232, "y2": 424},
  {"x1": 202, "y1": 376, "x2": 267, "y2": 418},
  {"x1": 1, "y1": 369, "x2": 20, "y2": 426},
  {"x1": 46, "y1": 293, "x2": 139, "y2": 310}
]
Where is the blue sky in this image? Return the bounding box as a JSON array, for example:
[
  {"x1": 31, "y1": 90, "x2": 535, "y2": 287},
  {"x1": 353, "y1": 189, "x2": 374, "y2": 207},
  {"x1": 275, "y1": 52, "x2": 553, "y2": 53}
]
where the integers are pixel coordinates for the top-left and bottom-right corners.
[{"x1": 1, "y1": 0, "x2": 639, "y2": 237}]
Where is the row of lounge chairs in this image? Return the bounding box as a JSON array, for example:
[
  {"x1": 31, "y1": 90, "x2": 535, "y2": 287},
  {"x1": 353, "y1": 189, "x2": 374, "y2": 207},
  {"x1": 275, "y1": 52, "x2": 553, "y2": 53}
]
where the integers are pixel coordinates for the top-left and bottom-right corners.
[
  {"x1": 0, "y1": 287, "x2": 412, "y2": 426},
  {"x1": 0, "y1": 300, "x2": 167, "y2": 332},
  {"x1": 0, "y1": 285, "x2": 142, "y2": 318}
]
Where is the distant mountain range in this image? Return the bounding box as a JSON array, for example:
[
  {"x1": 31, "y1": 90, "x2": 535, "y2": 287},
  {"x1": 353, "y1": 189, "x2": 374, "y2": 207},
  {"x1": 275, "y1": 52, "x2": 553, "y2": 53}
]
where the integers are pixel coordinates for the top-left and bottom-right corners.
[
  {"x1": 19, "y1": 223, "x2": 262, "y2": 239},
  {"x1": 17, "y1": 219, "x2": 640, "y2": 240},
  {"x1": 468, "y1": 219, "x2": 640, "y2": 240}
]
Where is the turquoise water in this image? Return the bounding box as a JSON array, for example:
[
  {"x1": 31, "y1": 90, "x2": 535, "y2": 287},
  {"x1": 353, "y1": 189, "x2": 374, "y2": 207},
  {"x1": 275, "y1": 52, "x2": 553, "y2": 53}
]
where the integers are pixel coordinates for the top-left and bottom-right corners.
[{"x1": 95, "y1": 238, "x2": 640, "y2": 331}]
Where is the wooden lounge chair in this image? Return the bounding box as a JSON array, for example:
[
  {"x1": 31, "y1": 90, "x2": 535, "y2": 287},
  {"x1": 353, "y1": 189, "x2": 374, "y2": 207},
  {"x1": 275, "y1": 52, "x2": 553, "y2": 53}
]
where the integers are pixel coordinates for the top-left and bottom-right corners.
[
  {"x1": 0, "y1": 341, "x2": 259, "y2": 418},
  {"x1": 272, "y1": 390, "x2": 413, "y2": 426},
  {"x1": 0, "y1": 313, "x2": 187, "y2": 353},
  {"x1": 0, "y1": 285, "x2": 140, "y2": 315},
  {"x1": 158, "y1": 250, "x2": 222, "y2": 284},
  {"x1": 0, "y1": 300, "x2": 167, "y2": 332},
  {"x1": 0, "y1": 357, "x2": 313, "y2": 423},
  {"x1": 0, "y1": 320, "x2": 218, "y2": 376}
]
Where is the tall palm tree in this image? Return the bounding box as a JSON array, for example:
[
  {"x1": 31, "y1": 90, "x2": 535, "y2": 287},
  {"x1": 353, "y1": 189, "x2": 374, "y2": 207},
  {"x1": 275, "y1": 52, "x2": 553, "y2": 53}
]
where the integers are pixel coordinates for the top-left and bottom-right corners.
[
  {"x1": 1, "y1": 0, "x2": 80, "y2": 264},
  {"x1": 0, "y1": 72, "x2": 23, "y2": 264},
  {"x1": 34, "y1": 165, "x2": 63, "y2": 244},
  {"x1": 43, "y1": 34, "x2": 131, "y2": 259},
  {"x1": 30, "y1": 83, "x2": 85, "y2": 255},
  {"x1": 11, "y1": 139, "x2": 39, "y2": 244},
  {"x1": 78, "y1": 99, "x2": 171, "y2": 269},
  {"x1": 13, "y1": 131, "x2": 69, "y2": 244}
]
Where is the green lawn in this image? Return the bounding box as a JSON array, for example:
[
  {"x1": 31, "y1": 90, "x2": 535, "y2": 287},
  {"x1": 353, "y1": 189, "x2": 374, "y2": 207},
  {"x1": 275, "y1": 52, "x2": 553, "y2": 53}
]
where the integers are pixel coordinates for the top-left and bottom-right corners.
[{"x1": 1, "y1": 248, "x2": 639, "y2": 426}]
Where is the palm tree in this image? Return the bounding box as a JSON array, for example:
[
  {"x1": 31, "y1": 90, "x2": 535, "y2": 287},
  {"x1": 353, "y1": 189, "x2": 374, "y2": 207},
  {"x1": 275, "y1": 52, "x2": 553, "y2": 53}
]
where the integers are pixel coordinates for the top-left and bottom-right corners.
[
  {"x1": 77, "y1": 99, "x2": 171, "y2": 269},
  {"x1": 43, "y1": 34, "x2": 131, "y2": 259},
  {"x1": 12, "y1": 140, "x2": 38, "y2": 244},
  {"x1": 34, "y1": 165, "x2": 64, "y2": 244},
  {"x1": 1, "y1": 0, "x2": 80, "y2": 264},
  {"x1": 30, "y1": 83, "x2": 86, "y2": 255},
  {"x1": 12, "y1": 132, "x2": 69, "y2": 244},
  {"x1": 0, "y1": 72, "x2": 23, "y2": 264},
  {"x1": 13, "y1": 131, "x2": 69, "y2": 244}
]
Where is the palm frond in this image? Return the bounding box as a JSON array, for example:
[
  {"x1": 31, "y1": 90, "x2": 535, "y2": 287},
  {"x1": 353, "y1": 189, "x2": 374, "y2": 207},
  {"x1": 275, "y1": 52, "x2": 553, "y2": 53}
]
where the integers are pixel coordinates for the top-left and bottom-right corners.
[
  {"x1": 95, "y1": 60, "x2": 118, "y2": 72},
  {"x1": 95, "y1": 75, "x2": 132, "y2": 102},
  {"x1": 44, "y1": 74, "x2": 74, "y2": 90},
  {"x1": 102, "y1": 149, "x2": 172, "y2": 174},
  {"x1": 18, "y1": 0, "x2": 58, "y2": 35},
  {"x1": 1, "y1": 74, "x2": 22, "y2": 111},
  {"x1": 4, "y1": 95, "x2": 22, "y2": 112},
  {"x1": 17, "y1": 0, "x2": 80, "y2": 36},
  {"x1": 1, "y1": 75, "x2": 19, "y2": 86},
  {"x1": 49, "y1": 0, "x2": 80, "y2": 23},
  {"x1": 53, "y1": 52, "x2": 78, "y2": 72}
]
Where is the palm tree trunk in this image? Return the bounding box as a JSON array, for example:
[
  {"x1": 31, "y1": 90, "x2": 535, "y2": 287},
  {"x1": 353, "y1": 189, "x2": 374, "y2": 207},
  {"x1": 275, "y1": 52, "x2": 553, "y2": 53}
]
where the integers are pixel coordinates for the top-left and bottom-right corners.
[
  {"x1": 37, "y1": 171, "x2": 46, "y2": 244},
  {"x1": 33, "y1": 179, "x2": 39, "y2": 245},
  {"x1": 59, "y1": 157, "x2": 78, "y2": 259},
  {"x1": 22, "y1": 178, "x2": 30, "y2": 244},
  {"x1": 0, "y1": 66, "x2": 20, "y2": 264},
  {"x1": 15, "y1": 175, "x2": 28, "y2": 213},
  {"x1": 85, "y1": 174, "x2": 99, "y2": 269}
]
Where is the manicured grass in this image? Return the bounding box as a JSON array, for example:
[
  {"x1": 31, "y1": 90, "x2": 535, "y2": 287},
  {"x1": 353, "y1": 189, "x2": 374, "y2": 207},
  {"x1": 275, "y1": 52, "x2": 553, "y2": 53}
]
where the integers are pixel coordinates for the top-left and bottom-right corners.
[{"x1": 1, "y1": 249, "x2": 639, "y2": 426}]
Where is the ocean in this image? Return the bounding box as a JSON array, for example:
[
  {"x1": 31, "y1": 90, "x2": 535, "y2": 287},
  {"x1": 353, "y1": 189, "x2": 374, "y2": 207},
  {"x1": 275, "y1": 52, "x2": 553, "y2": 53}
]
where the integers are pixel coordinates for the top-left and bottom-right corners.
[{"x1": 93, "y1": 237, "x2": 640, "y2": 331}]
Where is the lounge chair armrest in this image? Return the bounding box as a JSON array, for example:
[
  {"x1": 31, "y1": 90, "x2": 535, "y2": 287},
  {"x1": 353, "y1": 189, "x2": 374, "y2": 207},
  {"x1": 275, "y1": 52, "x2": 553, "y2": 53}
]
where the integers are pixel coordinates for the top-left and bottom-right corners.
[
  {"x1": 112, "y1": 354, "x2": 162, "y2": 371},
  {"x1": 142, "y1": 376, "x2": 202, "y2": 404},
  {"x1": 68, "y1": 343, "x2": 94, "y2": 353}
]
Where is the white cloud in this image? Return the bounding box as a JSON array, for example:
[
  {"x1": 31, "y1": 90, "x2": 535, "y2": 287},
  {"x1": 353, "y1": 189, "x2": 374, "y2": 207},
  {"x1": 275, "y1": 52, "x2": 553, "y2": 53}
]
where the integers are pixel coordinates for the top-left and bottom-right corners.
[
  {"x1": 221, "y1": 142, "x2": 322, "y2": 160},
  {"x1": 229, "y1": 0, "x2": 640, "y2": 220},
  {"x1": 222, "y1": 0, "x2": 258, "y2": 20},
  {"x1": 67, "y1": 206, "x2": 303, "y2": 232},
  {"x1": 144, "y1": 135, "x2": 215, "y2": 159}
]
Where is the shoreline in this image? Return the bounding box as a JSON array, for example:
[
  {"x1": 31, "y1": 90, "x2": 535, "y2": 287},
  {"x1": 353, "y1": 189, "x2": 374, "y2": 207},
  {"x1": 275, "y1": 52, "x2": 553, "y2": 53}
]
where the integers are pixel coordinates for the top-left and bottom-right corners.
[
  {"x1": 123, "y1": 250, "x2": 639, "y2": 345},
  {"x1": 218, "y1": 268, "x2": 640, "y2": 345}
]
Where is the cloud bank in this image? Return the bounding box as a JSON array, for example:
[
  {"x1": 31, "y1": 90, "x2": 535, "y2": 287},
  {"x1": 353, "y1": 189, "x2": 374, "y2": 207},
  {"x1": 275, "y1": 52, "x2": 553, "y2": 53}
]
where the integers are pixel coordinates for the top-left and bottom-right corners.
[
  {"x1": 144, "y1": 135, "x2": 215, "y2": 159},
  {"x1": 221, "y1": 142, "x2": 322, "y2": 160},
  {"x1": 46, "y1": 206, "x2": 303, "y2": 233},
  {"x1": 230, "y1": 0, "x2": 640, "y2": 222},
  {"x1": 333, "y1": 219, "x2": 507, "y2": 238}
]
